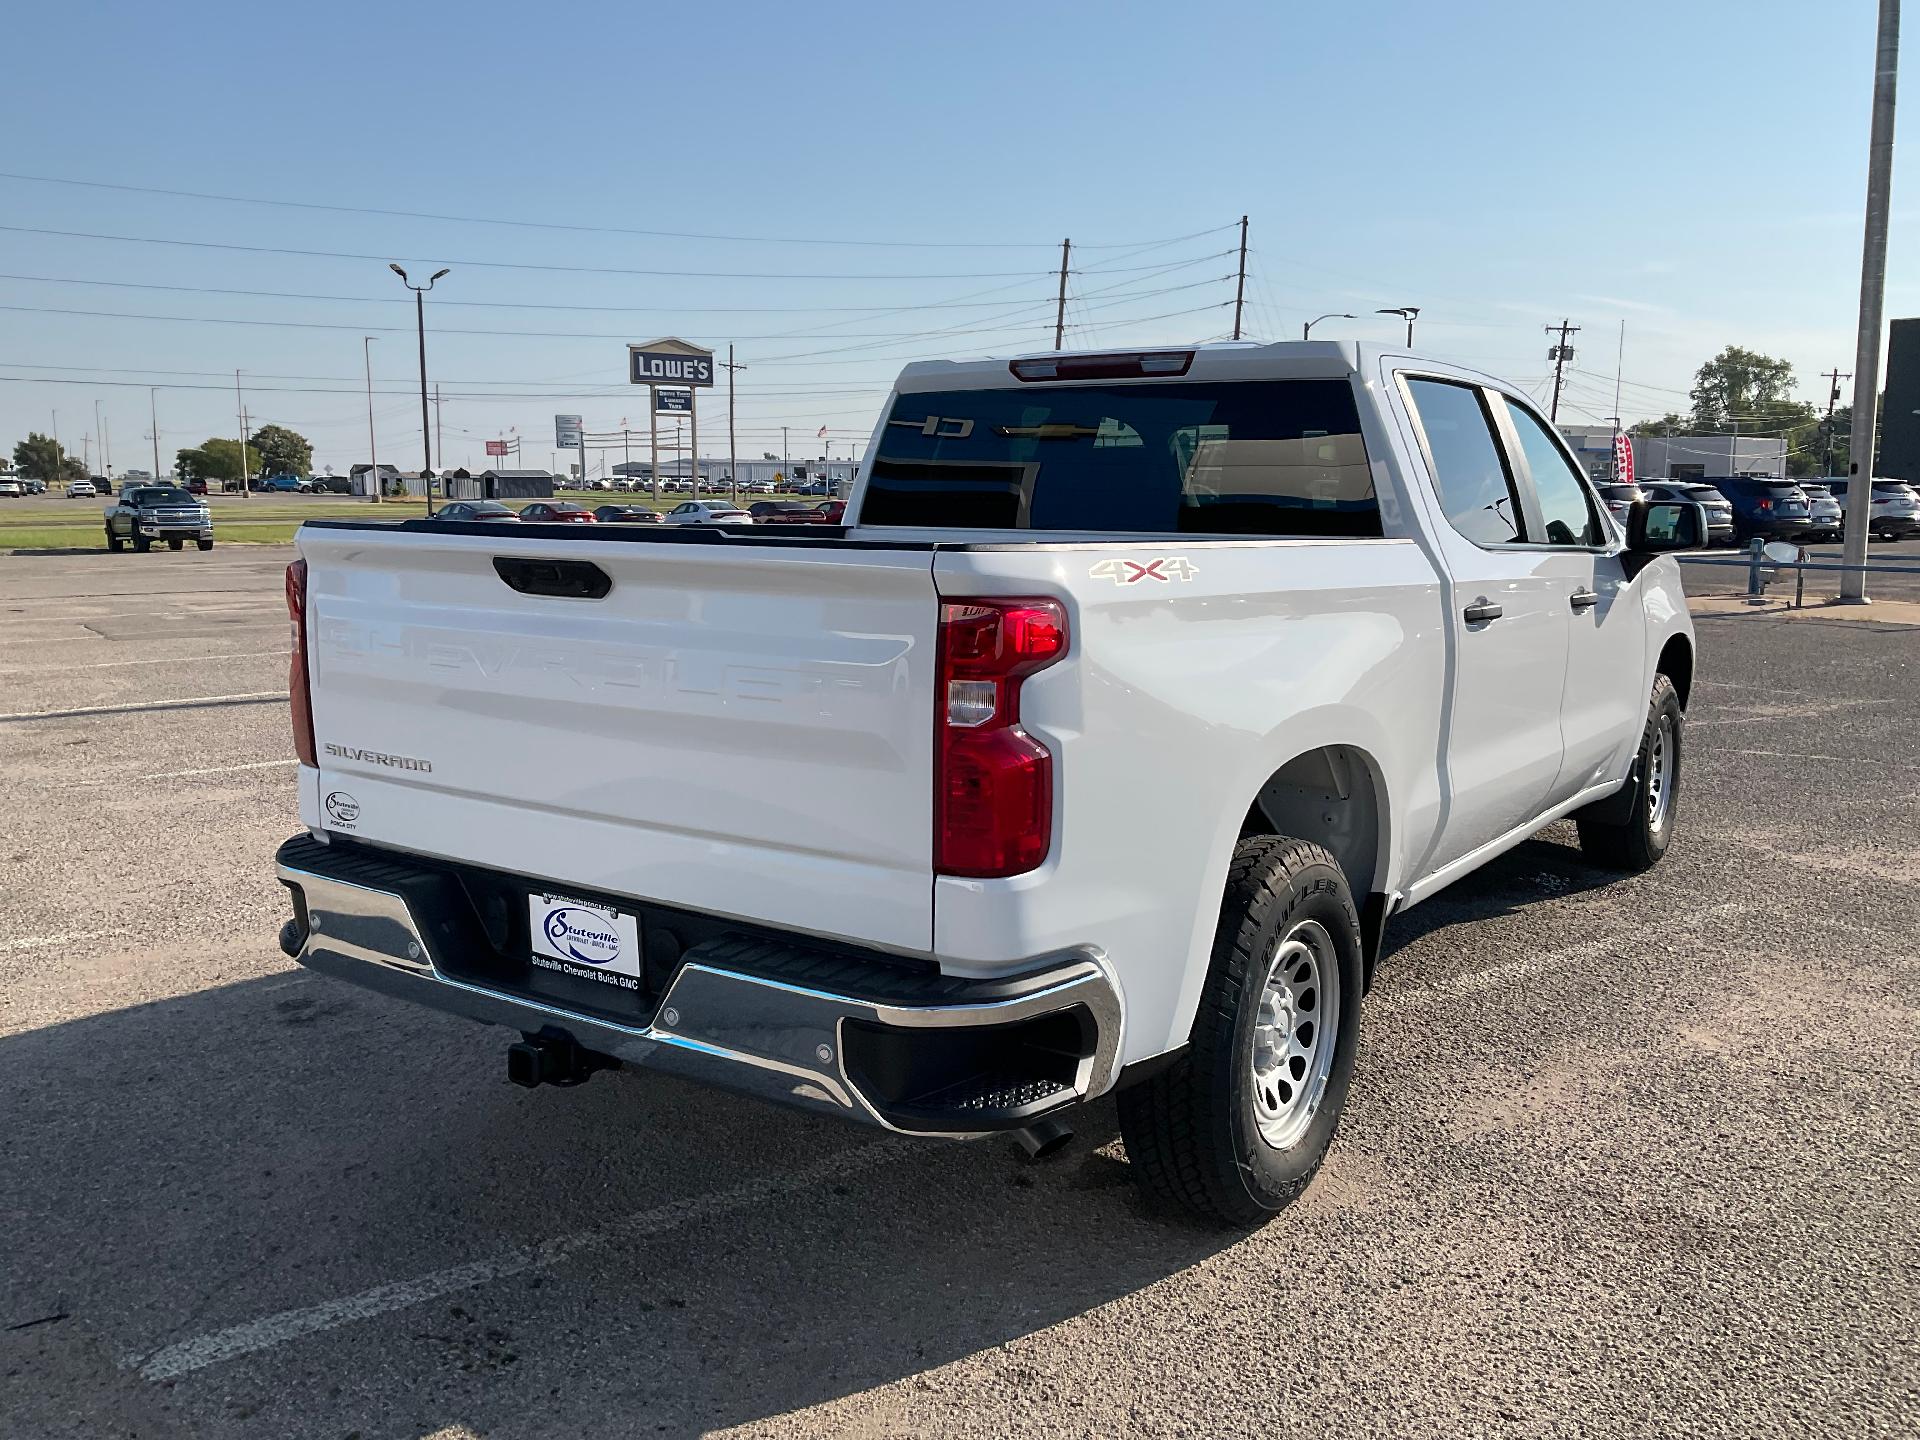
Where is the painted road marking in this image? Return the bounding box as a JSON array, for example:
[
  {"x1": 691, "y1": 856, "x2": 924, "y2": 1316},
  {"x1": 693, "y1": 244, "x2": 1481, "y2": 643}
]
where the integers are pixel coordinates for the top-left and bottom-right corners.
[
  {"x1": 0, "y1": 650, "x2": 287, "y2": 675},
  {"x1": 136, "y1": 758, "x2": 299, "y2": 781},
  {"x1": 0, "y1": 691, "x2": 288, "y2": 723},
  {"x1": 0, "y1": 930, "x2": 117, "y2": 955},
  {"x1": 136, "y1": 1140, "x2": 908, "y2": 1382}
]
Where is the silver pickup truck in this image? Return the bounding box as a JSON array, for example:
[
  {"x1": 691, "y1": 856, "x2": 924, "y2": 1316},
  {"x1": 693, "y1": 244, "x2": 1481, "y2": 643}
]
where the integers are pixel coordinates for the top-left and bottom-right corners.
[{"x1": 105, "y1": 484, "x2": 214, "y2": 553}]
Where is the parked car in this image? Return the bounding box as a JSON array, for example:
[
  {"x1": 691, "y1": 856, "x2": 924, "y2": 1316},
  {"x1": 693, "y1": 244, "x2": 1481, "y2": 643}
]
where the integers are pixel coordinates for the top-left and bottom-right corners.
[
  {"x1": 1593, "y1": 483, "x2": 1645, "y2": 530},
  {"x1": 183, "y1": 478, "x2": 209, "y2": 496},
  {"x1": 0, "y1": 479, "x2": 23, "y2": 498},
  {"x1": 262, "y1": 475, "x2": 311, "y2": 493},
  {"x1": 518, "y1": 502, "x2": 598, "y2": 524},
  {"x1": 748, "y1": 501, "x2": 822, "y2": 522},
  {"x1": 1796, "y1": 483, "x2": 1844, "y2": 542},
  {"x1": 1706, "y1": 477, "x2": 1813, "y2": 542},
  {"x1": 593, "y1": 505, "x2": 663, "y2": 524},
  {"x1": 66, "y1": 479, "x2": 97, "y2": 498},
  {"x1": 92, "y1": 477, "x2": 112, "y2": 495},
  {"x1": 661, "y1": 500, "x2": 753, "y2": 525},
  {"x1": 104, "y1": 484, "x2": 214, "y2": 553},
  {"x1": 276, "y1": 339, "x2": 1705, "y2": 1227},
  {"x1": 755, "y1": 500, "x2": 847, "y2": 525},
  {"x1": 1821, "y1": 477, "x2": 1920, "y2": 540},
  {"x1": 1640, "y1": 482, "x2": 1736, "y2": 547},
  {"x1": 431, "y1": 501, "x2": 519, "y2": 523},
  {"x1": 21, "y1": 478, "x2": 47, "y2": 495}
]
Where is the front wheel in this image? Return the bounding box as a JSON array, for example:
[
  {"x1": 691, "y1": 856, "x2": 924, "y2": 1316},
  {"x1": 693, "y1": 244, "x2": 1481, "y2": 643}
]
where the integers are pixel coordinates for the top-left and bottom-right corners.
[
  {"x1": 131, "y1": 534, "x2": 151, "y2": 553},
  {"x1": 1118, "y1": 836, "x2": 1364, "y2": 1227},
  {"x1": 1577, "y1": 673, "x2": 1682, "y2": 872},
  {"x1": 197, "y1": 538, "x2": 214, "y2": 551},
  {"x1": 106, "y1": 529, "x2": 124, "y2": 553}
]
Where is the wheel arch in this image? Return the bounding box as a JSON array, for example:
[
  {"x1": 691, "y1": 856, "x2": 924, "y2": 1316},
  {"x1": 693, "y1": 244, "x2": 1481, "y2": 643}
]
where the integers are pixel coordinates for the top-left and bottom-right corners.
[{"x1": 1656, "y1": 631, "x2": 1694, "y2": 710}]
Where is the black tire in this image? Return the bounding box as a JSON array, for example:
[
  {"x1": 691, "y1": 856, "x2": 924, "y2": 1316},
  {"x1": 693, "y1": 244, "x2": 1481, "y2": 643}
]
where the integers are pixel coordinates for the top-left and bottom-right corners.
[
  {"x1": 167, "y1": 537, "x2": 184, "y2": 551},
  {"x1": 131, "y1": 533, "x2": 151, "y2": 553},
  {"x1": 1576, "y1": 673, "x2": 1682, "y2": 872},
  {"x1": 106, "y1": 529, "x2": 123, "y2": 553},
  {"x1": 1118, "y1": 836, "x2": 1364, "y2": 1227},
  {"x1": 197, "y1": 538, "x2": 214, "y2": 551}
]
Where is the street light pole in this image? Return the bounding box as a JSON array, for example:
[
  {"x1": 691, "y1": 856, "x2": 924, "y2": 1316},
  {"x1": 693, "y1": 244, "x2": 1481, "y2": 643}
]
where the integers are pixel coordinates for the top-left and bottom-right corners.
[
  {"x1": 363, "y1": 336, "x2": 381, "y2": 504},
  {"x1": 149, "y1": 387, "x2": 161, "y2": 479},
  {"x1": 1377, "y1": 307, "x2": 1421, "y2": 347},
  {"x1": 1303, "y1": 313, "x2": 1356, "y2": 340},
  {"x1": 390, "y1": 263, "x2": 450, "y2": 512}
]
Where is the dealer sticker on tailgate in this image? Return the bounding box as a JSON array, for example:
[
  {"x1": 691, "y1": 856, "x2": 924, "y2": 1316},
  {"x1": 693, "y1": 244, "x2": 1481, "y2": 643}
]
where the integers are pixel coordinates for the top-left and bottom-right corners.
[{"x1": 528, "y1": 893, "x2": 642, "y2": 988}]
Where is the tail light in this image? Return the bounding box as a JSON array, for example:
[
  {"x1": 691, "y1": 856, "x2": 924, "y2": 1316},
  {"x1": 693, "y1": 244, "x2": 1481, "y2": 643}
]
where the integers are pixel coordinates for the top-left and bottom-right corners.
[
  {"x1": 286, "y1": 559, "x2": 316, "y2": 767},
  {"x1": 1756, "y1": 498, "x2": 1774, "y2": 510},
  {"x1": 1010, "y1": 351, "x2": 1193, "y2": 383},
  {"x1": 935, "y1": 598, "x2": 1067, "y2": 878}
]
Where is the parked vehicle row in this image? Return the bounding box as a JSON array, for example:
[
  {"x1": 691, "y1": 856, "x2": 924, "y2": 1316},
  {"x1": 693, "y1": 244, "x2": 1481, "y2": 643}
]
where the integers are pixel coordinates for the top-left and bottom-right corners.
[{"x1": 1618, "y1": 476, "x2": 1920, "y2": 545}]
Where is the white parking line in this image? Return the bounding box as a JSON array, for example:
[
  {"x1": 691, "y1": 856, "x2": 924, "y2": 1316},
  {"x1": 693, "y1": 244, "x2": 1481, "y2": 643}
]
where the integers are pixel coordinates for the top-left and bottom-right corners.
[
  {"x1": 136, "y1": 758, "x2": 299, "y2": 780},
  {"x1": 0, "y1": 930, "x2": 117, "y2": 954},
  {"x1": 0, "y1": 650, "x2": 288, "y2": 675},
  {"x1": 136, "y1": 1139, "x2": 907, "y2": 1381},
  {"x1": 1372, "y1": 900, "x2": 1752, "y2": 1013},
  {"x1": 0, "y1": 690, "x2": 287, "y2": 722}
]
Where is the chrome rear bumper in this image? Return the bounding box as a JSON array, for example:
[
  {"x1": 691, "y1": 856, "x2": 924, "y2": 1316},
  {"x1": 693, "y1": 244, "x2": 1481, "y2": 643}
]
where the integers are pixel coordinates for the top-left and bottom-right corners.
[{"x1": 276, "y1": 838, "x2": 1120, "y2": 1138}]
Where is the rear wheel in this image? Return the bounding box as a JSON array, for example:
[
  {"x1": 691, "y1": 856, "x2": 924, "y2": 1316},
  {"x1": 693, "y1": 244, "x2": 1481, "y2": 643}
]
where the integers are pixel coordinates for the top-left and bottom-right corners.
[
  {"x1": 1118, "y1": 836, "x2": 1364, "y2": 1227},
  {"x1": 197, "y1": 538, "x2": 214, "y2": 551},
  {"x1": 106, "y1": 529, "x2": 123, "y2": 553},
  {"x1": 131, "y1": 533, "x2": 151, "y2": 553},
  {"x1": 1577, "y1": 673, "x2": 1682, "y2": 872}
]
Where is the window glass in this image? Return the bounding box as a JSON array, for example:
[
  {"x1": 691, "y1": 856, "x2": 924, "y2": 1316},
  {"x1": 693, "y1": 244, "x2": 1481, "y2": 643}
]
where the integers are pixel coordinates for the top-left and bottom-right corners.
[
  {"x1": 1404, "y1": 379, "x2": 1522, "y2": 545},
  {"x1": 1504, "y1": 400, "x2": 1601, "y2": 546},
  {"x1": 860, "y1": 380, "x2": 1379, "y2": 536}
]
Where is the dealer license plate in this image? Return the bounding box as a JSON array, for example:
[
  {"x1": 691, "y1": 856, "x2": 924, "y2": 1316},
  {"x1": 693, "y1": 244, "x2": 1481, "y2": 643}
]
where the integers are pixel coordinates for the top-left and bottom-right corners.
[{"x1": 527, "y1": 892, "x2": 643, "y2": 991}]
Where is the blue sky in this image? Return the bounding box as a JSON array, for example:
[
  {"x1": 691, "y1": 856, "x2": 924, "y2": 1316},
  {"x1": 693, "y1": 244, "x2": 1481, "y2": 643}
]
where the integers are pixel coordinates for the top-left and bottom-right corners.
[{"x1": 5, "y1": 0, "x2": 1912, "y2": 475}]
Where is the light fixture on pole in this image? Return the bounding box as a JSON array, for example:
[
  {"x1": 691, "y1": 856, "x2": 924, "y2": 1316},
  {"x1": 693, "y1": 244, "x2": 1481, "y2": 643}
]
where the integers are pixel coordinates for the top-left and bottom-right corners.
[
  {"x1": 363, "y1": 336, "x2": 381, "y2": 504},
  {"x1": 1376, "y1": 307, "x2": 1421, "y2": 347},
  {"x1": 389, "y1": 263, "x2": 450, "y2": 513},
  {"x1": 1303, "y1": 313, "x2": 1356, "y2": 340}
]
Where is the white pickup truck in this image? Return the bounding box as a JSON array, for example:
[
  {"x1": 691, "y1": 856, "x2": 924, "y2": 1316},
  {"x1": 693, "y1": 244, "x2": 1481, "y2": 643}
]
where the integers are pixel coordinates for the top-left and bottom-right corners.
[{"x1": 275, "y1": 341, "x2": 1705, "y2": 1225}]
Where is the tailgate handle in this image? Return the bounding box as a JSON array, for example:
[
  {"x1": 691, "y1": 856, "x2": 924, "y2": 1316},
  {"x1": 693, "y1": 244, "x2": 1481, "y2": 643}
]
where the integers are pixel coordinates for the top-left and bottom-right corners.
[{"x1": 492, "y1": 556, "x2": 611, "y2": 600}]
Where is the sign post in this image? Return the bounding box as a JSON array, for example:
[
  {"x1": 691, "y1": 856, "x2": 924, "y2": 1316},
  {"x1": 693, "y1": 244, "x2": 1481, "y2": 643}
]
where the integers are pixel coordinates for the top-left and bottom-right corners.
[{"x1": 628, "y1": 339, "x2": 713, "y2": 507}]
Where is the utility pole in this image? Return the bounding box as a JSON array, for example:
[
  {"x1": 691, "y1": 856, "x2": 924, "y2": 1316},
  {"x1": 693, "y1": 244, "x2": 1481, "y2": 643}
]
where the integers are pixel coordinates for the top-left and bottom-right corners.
[
  {"x1": 363, "y1": 337, "x2": 381, "y2": 503},
  {"x1": 1053, "y1": 237, "x2": 1072, "y2": 351},
  {"x1": 723, "y1": 345, "x2": 745, "y2": 508},
  {"x1": 149, "y1": 387, "x2": 161, "y2": 479},
  {"x1": 434, "y1": 385, "x2": 443, "y2": 475},
  {"x1": 1231, "y1": 215, "x2": 1250, "y2": 340},
  {"x1": 236, "y1": 371, "x2": 251, "y2": 496},
  {"x1": 1546, "y1": 320, "x2": 1580, "y2": 423},
  {"x1": 1842, "y1": 0, "x2": 1900, "y2": 603},
  {"x1": 1820, "y1": 368, "x2": 1852, "y2": 475}
]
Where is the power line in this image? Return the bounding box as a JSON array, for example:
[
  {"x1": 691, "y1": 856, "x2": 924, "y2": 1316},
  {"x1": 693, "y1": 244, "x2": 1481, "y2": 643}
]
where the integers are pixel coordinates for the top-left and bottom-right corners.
[{"x1": 0, "y1": 171, "x2": 1236, "y2": 252}]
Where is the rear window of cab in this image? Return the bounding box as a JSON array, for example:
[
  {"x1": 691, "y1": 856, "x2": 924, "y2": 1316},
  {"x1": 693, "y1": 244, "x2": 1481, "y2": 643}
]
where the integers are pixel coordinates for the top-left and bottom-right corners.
[{"x1": 861, "y1": 380, "x2": 1379, "y2": 537}]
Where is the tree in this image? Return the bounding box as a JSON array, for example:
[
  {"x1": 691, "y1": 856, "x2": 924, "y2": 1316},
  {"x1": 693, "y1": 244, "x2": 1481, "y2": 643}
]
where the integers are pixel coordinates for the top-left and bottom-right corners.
[
  {"x1": 176, "y1": 438, "x2": 261, "y2": 484},
  {"x1": 13, "y1": 432, "x2": 87, "y2": 484},
  {"x1": 249, "y1": 424, "x2": 313, "y2": 477},
  {"x1": 1687, "y1": 347, "x2": 1799, "y2": 433},
  {"x1": 1629, "y1": 413, "x2": 1690, "y2": 438}
]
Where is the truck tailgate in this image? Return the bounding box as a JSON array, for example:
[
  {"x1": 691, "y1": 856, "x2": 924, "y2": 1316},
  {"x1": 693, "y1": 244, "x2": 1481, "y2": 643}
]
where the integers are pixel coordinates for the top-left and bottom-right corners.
[{"x1": 297, "y1": 525, "x2": 938, "y2": 954}]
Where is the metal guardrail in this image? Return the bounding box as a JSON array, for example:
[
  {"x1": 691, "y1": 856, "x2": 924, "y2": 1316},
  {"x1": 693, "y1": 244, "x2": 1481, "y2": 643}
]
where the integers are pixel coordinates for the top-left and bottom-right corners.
[{"x1": 1679, "y1": 540, "x2": 1920, "y2": 608}]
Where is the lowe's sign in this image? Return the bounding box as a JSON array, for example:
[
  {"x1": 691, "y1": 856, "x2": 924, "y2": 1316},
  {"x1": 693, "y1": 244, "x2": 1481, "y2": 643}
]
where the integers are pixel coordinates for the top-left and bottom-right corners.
[{"x1": 627, "y1": 339, "x2": 715, "y2": 388}]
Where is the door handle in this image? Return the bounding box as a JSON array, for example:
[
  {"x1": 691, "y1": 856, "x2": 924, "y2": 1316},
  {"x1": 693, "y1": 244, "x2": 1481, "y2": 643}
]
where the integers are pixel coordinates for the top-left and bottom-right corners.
[
  {"x1": 1462, "y1": 601, "x2": 1503, "y2": 624},
  {"x1": 1569, "y1": 588, "x2": 1599, "y2": 612}
]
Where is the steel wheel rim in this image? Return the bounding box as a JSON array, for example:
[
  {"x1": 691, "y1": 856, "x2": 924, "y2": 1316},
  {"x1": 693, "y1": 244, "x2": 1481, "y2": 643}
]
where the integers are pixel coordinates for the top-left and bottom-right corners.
[
  {"x1": 1646, "y1": 713, "x2": 1675, "y2": 835},
  {"x1": 1250, "y1": 919, "x2": 1340, "y2": 1151}
]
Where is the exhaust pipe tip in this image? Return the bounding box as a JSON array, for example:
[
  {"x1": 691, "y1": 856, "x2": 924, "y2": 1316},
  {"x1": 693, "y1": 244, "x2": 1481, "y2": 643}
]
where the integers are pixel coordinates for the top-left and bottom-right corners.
[{"x1": 1013, "y1": 1115, "x2": 1074, "y2": 1162}]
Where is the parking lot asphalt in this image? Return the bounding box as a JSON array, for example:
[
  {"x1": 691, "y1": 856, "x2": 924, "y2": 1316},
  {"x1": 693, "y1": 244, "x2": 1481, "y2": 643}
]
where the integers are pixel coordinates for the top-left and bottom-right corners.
[{"x1": 2, "y1": 546, "x2": 1916, "y2": 1440}]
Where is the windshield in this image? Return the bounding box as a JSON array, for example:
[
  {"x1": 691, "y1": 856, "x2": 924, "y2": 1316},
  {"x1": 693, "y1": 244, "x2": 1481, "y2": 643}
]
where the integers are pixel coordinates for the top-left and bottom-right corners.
[
  {"x1": 129, "y1": 488, "x2": 194, "y2": 506},
  {"x1": 862, "y1": 379, "x2": 1378, "y2": 536}
]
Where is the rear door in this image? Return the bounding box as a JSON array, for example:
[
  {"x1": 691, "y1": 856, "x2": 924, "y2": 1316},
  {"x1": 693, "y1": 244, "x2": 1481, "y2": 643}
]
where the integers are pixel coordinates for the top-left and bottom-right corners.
[
  {"x1": 1394, "y1": 373, "x2": 1568, "y2": 872},
  {"x1": 299, "y1": 525, "x2": 940, "y2": 954}
]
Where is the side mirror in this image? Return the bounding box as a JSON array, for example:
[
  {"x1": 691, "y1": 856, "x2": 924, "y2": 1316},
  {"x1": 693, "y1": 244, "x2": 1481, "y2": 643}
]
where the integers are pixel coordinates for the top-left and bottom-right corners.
[
  {"x1": 1622, "y1": 500, "x2": 1706, "y2": 579},
  {"x1": 1626, "y1": 499, "x2": 1706, "y2": 552}
]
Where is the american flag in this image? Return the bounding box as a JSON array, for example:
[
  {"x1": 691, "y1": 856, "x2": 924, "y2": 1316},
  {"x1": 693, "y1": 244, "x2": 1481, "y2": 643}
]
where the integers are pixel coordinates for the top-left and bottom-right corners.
[{"x1": 817, "y1": 426, "x2": 828, "y2": 439}]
